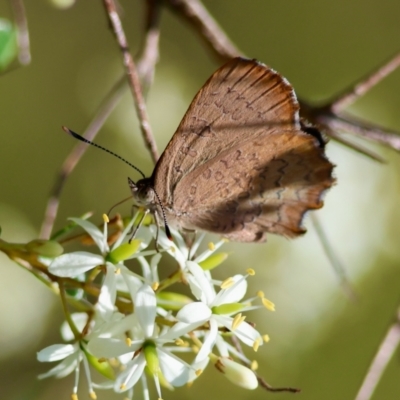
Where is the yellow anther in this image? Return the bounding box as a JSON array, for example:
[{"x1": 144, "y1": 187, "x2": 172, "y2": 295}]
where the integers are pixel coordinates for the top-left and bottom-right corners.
[
  {"x1": 221, "y1": 277, "x2": 234, "y2": 289},
  {"x1": 253, "y1": 337, "x2": 261, "y2": 352},
  {"x1": 250, "y1": 360, "x2": 258, "y2": 371},
  {"x1": 71, "y1": 394, "x2": 78, "y2": 400},
  {"x1": 232, "y1": 313, "x2": 246, "y2": 330},
  {"x1": 192, "y1": 345, "x2": 199, "y2": 354},
  {"x1": 195, "y1": 369, "x2": 203, "y2": 376},
  {"x1": 263, "y1": 334, "x2": 270, "y2": 343},
  {"x1": 89, "y1": 391, "x2": 97, "y2": 399},
  {"x1": 262, "y1": 298, "x2": 275, "y2": 311},
  {"x1": 152, "y1": 281, "x2": 160, "y2": 291},
  {"x1": 102, "y1": 214, "x2": 109, "y2": 223},
  {"x1": 125, "y1": 338, "x2": 132, "y2": 347},
  {"x1": 256, "y1": 290, "x2": 264, "y2": 298},
  {"x1": 246, "y1": 268, "x2": 255, "y2": 276},
  {"x1": 208, "y1": 242, "x2": 215, "y2": 251}
]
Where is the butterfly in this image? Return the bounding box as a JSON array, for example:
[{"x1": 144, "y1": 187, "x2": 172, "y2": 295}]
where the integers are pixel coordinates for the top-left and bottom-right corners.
[{"x1": 127, "y1": 57, "x2": 334, "y2": 242}]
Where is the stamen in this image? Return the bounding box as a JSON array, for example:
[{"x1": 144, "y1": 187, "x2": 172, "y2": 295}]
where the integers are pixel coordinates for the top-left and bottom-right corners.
[
  {"x1": 221, "y1": 277, "x2": 234, "y2": 289},
  {"x1": 251, "y1": 360, "x2": 258, "y2": 371},
  {"x1": 246, "y1": 268, "x2": 255, "y2": 276},
  {"x1": 232, "y1": 313, "x2": 246, "y2": 330},
  {"x1": 253, "y1": 337, "x2": 261, "y2": 352},
  {"x1": 262, "y1": 298, "x2": 275, "y2": 311}
]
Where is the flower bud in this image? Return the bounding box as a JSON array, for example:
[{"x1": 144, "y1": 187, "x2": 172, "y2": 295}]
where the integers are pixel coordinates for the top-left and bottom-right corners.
[{"x1": 216, "y1": 357, "x2": 258, "y2": 390}]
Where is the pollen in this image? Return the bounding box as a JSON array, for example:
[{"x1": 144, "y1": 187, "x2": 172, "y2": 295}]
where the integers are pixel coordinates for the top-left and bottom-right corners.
[
  {"x1": 262, "y1": 298, "x2": 275, "y2": 311},
  {"x1": 89, "y1": 391, "x2": 97, "y2": 399},
  {"x1": 246, "y1": 268, "x2": 255, "y2": 276},
  {"x1": 256, "y1": 290, "x2": 264, "y2": 298},
  {"x1": 152, "y1": 281, "x2": 160, "y2": 291},
  {"x1": 102, "y1": 214, "x2": 109, "y2": 223},
  {"x1": 263, "y1": 334, "x2": 270, "y2": 343},
  {"x1": 125, "y1": 338, "x2": 132, "y2": 347},
  {"x1": 232, "y1": 313, "x2": 246, "y2": 330},
  {"x1": 192, "y1": 345, "x2": 199, "y2": 353},
  {"x1": 115, "y1": 267, "x2": 121, "y2": 274},
  {"x1": 208, "y1": 242, "x2": 215, "y2": 251},
  {"x1": 250, "y1": 360, "x2": 258, "y2": 371},
  {"x1": 120, "y1": 384, "x2": 127, "y2": 391},
  {"x1": 221, "y1": 277, "x2": 234, "y2": 289},
  {"x1": 253, "y1": 337, "x2": 261, "y2": 352}
]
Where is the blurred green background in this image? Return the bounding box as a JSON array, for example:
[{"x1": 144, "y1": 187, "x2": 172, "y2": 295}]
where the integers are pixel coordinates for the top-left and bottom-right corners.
[{"x1": 1, "y1": 1, "x2": 400, "y2": 399}]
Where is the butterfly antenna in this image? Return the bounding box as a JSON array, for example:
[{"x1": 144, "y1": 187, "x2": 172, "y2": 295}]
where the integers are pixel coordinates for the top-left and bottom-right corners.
[
  {"x1": 62, "y1": 126, "x2": 146, "y2": 179},
  {"x1": 153, "y1": 188, "x2": 173, "y2": 241}
]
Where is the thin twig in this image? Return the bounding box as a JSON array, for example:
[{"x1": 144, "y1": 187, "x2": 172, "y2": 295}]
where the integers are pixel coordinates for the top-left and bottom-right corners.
[
  {"x1": 10, "y1": 0, "x2": 31, "y2": 65},
  {"x1": 310, "y1": 213, "x2": 357, "y2": 300},
  {"x1": 102, "y1": 0, "x2": 159, "y2": 163},
  {"x1": 136, "y1": 0, "x2": 161, "y2": 94},
  {"x1": 166, "y1": 0, "x2": 240, "y2": 61},
  {"x1": 322, "y1": 129, "x2": 386, "y2": 163},
  {"x1": 325, "y1": 115, "x2": 400, "y2": 151},
  {"x1": 40, "y1": 1, "x2": 162, "y2": 239},
  {"x1": 331, "y1": 52, "x2": 400, "y2": 113},
  {"x1": 355, "y1": 310, "x2": 400, "y2": 400}
]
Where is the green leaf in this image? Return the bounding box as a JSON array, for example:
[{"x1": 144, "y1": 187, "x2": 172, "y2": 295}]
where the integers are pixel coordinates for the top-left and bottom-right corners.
[{"x1": 0, "y1": 18, "x2": 17, "y2": 71}]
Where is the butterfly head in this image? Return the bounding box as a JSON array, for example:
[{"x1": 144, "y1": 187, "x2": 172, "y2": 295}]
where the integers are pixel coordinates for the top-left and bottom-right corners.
[{"x1": 128, "y1": 177, "x2": 157, "y2": 208}]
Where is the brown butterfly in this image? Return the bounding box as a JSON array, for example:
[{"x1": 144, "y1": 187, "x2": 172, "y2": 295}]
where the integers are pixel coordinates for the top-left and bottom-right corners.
[{"x1": 128, "y1": 57, "x2": 334, "y2": 242}]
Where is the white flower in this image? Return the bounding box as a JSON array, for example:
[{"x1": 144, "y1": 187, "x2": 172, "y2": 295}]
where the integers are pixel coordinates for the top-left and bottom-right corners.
[
  {"x1": 37, "y1": 314, "x2": 97, "y2": 399},
  {"x1": 88, "y1": 284, "x2": 200, "y2": 396},
  {"x1": 178, "y1": 261, "x2": 264, "y2": 363}
]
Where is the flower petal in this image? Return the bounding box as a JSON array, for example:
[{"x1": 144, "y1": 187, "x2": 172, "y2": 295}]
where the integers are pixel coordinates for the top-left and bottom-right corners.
[
  {"x1": 69, "y1": 218, "x2": 108, "y2": 253},
  {"x1": 186, "y1": 261, "x2": 215, "y2": 304},
  {"x1": 213, "y1": 275, "x2": 247, "y2": 306},
  {"x1": 37, "y1": 344, "x2": 77, "y2": 362},
  {"x1": 176, "y1": 302, "x2": 211, "y2": 324},
  {"x1": 96, "y1": 263, "x2": 117, "y2": 319},
  {"x1": 38, "y1": 352, "x2": 80, "y2": 379},
  {"x1": 195, "y1": 318, "x2": 219, "y2": 363},
  {"x1": 88, "y1": 337, "x2": 134, "y2": 358},
  {"x1": 115, "y1": 352, "x2": 146, "y2": 392},
  {"x1": 49, "y1": 252, "x2": 103, "y2": 277},
  {"x1": 158, "y1": 348, "x2": 190, "y2": 387},
  {"x1": 135, "y1": 284, "x2": 156, "y2": 338}
]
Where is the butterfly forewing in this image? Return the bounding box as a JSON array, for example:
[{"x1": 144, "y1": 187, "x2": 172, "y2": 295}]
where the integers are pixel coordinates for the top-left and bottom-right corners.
[{"x1": 152, "y1": 57, "x2": 334, "y2": 242}]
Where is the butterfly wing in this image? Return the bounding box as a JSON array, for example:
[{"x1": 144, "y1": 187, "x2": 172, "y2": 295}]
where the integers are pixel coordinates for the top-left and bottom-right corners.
[{"x1": 153, "y1": 57, "x2": 334, "y2": 242}]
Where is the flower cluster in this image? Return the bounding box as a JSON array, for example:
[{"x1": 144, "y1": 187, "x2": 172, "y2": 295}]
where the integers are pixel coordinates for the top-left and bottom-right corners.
[{"x1": 37, "y1": 213, "x2": 274, "y2": 399}]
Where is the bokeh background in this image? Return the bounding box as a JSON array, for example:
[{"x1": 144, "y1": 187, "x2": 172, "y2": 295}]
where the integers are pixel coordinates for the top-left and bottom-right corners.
[{"x1": 1, "y1": 1, "x2": 400, "y2": 399}]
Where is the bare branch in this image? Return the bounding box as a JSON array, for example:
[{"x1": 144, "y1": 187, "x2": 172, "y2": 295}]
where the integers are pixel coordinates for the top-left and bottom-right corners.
[
  {"x1": 166, "y1": 0, "x2": 241, "y2": 61},
  {"x1": 10, "y1": 0, "x2": 31, "y2": 65},
  {"x1": 102, "y1": 0, "x2": 159, "y2": 163},
  {"x1": 331, "y1": 52, "x2": 400, "y2": 113},
  {"x1": 355, "y1": 310, "x2": 400, "y2": 400}
]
